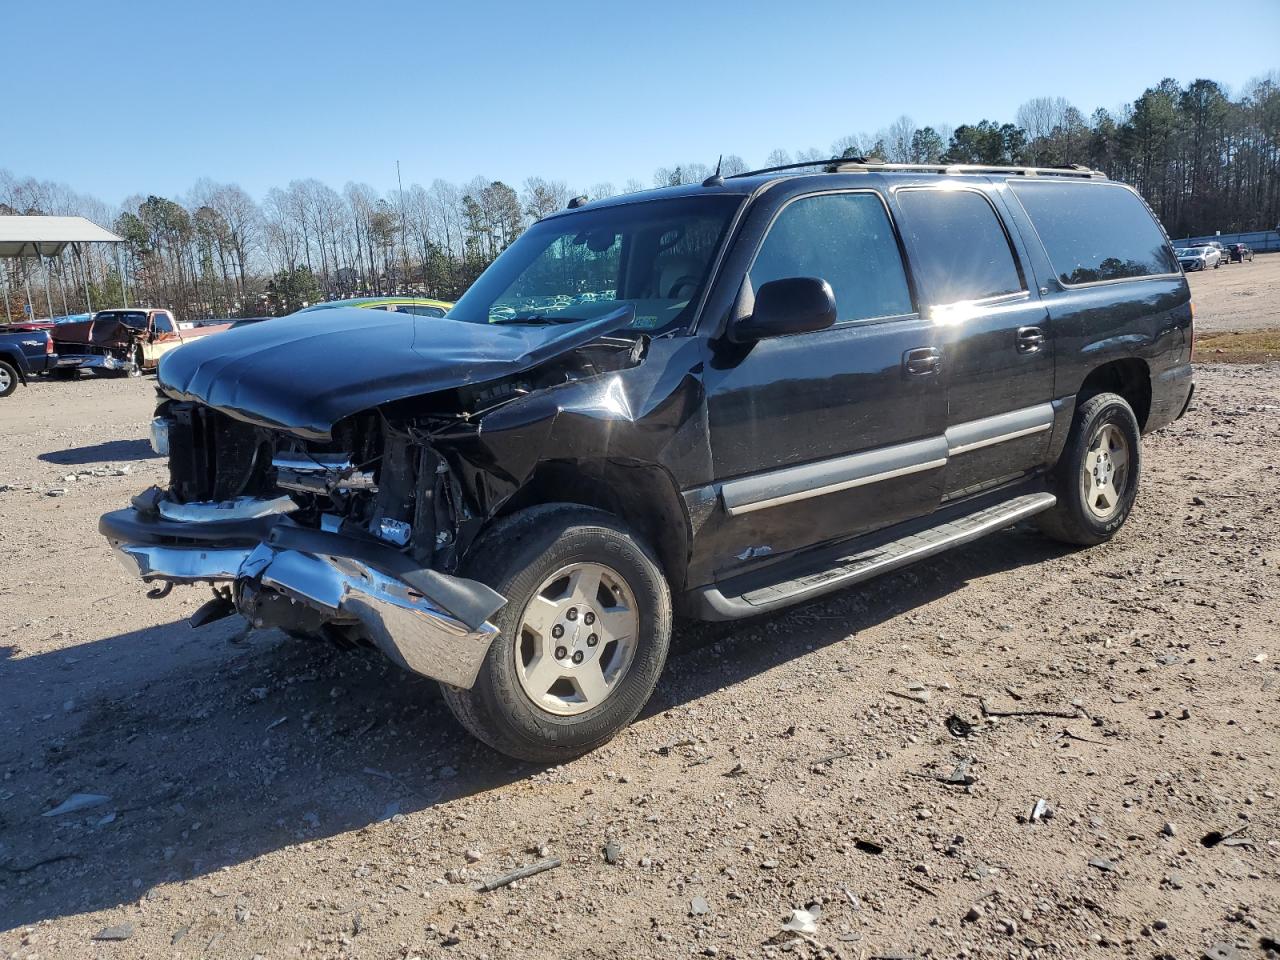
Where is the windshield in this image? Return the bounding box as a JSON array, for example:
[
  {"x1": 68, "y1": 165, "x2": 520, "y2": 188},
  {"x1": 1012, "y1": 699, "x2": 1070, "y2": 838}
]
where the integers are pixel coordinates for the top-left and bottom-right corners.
[
  {"x1": 95, "y1": 310, "x2": 148, "y2": 330},
  {"x1": 447, "y1": 195, "x2": 741, "y2": 332},
  {"x1": 1175, "y1": 248, "x2": 1197, "y2": 257}
]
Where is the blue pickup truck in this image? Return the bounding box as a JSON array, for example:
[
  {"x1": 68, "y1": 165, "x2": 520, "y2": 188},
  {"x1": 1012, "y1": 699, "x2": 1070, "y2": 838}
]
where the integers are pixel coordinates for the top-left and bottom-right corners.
[{"x1": 0, "y1": 326, "x2": 57, "y2": 397}]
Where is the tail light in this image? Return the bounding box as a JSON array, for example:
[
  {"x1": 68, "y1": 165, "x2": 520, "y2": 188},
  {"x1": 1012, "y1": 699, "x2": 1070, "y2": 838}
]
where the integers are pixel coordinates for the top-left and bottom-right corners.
[{"x1": 45, "y1": 335, "x2": 54, "y2": 355}]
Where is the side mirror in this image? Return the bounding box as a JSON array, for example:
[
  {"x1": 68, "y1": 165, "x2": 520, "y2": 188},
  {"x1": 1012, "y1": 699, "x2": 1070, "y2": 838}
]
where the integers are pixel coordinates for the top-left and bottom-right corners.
[{"x1": 730, "y1": 277, "x2": 836, "y2": 342}]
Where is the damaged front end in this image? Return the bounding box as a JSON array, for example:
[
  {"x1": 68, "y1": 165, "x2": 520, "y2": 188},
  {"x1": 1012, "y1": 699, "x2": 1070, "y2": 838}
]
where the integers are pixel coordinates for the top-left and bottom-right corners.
[
  {"x1": 103, "y1": 400, "x2": 509, "y2": 688},
  {"x1": 101, "y1": 308, "x2": 651, "y2": 689}
]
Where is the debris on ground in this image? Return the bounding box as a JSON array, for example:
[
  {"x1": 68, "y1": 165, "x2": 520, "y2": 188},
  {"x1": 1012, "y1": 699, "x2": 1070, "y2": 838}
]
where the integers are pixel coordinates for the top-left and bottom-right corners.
[
  {"x1": 478, "y1": 857, "x2": 561, "y2": 892},
  {"x1": 780, "y1": 905, "x2": 820, "y2": 935},
  {"x1": 91, "y1": 923, "x2": 134, "y2": 941},
  {"x1": 41, "y1": 793, "x2": 111, "y2": 817}
]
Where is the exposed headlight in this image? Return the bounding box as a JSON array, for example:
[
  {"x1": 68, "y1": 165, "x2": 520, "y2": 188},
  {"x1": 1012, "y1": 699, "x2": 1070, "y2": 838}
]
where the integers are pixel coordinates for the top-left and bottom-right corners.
[{"x1": 149, "y1": 417, "x2": 170, "y2": 456}]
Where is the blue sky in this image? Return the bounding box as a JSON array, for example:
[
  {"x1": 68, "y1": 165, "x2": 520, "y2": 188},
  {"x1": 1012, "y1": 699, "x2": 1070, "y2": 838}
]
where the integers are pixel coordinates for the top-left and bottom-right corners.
[{"x1": 10, "y1": 0, "x2": 1278, "y2": 205}]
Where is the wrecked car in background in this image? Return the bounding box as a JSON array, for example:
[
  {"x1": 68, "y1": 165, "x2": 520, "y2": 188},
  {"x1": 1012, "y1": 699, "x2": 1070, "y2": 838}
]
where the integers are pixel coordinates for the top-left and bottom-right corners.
[
  {"x1": 101, "y1": 161, "x2": 1193, "y2": 762},
  {"x1": 53, "y1": 308, "x2": 230, "y2": 377}
]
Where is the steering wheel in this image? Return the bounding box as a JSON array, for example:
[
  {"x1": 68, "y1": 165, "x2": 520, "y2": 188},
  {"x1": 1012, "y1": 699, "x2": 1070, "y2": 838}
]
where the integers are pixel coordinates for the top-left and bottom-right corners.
[{"x1": 666, "y1": 275, "x2": 699, "y2": 299}]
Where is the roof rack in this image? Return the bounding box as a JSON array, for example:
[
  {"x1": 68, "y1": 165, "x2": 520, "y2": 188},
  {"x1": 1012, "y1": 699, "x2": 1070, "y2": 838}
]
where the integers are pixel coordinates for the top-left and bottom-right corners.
[
  {"x1": 725, "y1": 157, "x2": 851, "y2": 178},
  {"x1": 833, "y1": 161, "x2": 1106, "y2": 179},
  {"x1": 725, "y1": 157, "x2": 1106, "y2": 181}
]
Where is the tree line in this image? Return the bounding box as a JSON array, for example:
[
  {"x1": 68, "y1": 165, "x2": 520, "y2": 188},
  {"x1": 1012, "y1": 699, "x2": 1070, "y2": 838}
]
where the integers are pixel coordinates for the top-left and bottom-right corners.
[{"x1": 2, "y1": 72, "x2": 1276, "y2": 322}]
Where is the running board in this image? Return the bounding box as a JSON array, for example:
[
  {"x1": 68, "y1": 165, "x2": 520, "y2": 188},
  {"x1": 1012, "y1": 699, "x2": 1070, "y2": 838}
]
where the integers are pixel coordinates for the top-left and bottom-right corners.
[{"x1": 689, "y1": 491, "x2": 1057, "y2": 620}]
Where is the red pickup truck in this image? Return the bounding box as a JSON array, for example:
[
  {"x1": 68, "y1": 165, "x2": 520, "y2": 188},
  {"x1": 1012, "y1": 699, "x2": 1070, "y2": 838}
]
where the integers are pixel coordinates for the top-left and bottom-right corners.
[{"x1": 53, "y1": 308, "x2": 230, "y2": 377}]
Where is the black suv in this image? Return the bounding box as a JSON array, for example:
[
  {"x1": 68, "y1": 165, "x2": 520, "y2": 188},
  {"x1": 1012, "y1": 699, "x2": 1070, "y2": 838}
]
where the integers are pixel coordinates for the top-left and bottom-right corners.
[{"x1": 102, "y1": 160, "x2": 1194, "y2": 761}]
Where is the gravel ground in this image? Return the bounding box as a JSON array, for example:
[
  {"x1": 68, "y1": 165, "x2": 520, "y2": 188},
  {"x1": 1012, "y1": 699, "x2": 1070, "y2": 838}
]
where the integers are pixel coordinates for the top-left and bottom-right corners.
[
  {"x1": 1, "y1": 356, "x2": 1277, "y2": 959},
  {"x1": 1185, "y1": 251, "x2": 1280, "y2": 333}
]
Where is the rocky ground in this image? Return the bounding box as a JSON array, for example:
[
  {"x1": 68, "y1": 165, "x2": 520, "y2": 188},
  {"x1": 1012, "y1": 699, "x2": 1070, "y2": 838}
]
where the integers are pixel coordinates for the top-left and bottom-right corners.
[{"x1": 1, "y1": 286, "x2": 1277, "y2": 958}]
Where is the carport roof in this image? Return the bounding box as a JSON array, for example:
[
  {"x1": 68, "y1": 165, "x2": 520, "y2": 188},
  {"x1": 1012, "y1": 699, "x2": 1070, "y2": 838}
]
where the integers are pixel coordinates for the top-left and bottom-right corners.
[{"x1": 0, "y1": 216, "x2": 122, "y2": 257}]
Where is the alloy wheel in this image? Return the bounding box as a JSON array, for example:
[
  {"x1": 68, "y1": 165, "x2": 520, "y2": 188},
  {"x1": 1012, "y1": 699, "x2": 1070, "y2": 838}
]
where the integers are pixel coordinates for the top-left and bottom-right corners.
[
  {"x1": 513, "y1": 561, "x2": 639, "y2": 716},
  {"x1": 1080, "y1": 422, "x2": 1130, "y2": 520}
]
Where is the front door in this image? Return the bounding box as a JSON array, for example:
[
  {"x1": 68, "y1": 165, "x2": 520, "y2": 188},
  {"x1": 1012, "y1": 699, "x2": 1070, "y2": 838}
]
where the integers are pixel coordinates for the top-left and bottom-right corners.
[
  {"x1": 702, "y1": 190, "x2": 948, "y2": 580},
  {"x1": 892, "y1": 184, "x2": 1055, "y2": 499},
  {"x1": 142, "y1": 310, "x2": 184, "y2": 368}
]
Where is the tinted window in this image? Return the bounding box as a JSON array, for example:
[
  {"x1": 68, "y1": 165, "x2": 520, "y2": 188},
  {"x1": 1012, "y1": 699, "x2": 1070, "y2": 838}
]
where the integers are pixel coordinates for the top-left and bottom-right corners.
[
  {"x1": 749, "y1": 193, "x2": 913, "y2": 322},
  {"x1": 153, "y1": 312, "x2": 173, "y2": 333},
  {"x1": 1009, "y1": 181, "x2": 1179, "y2": 285},
  {"x1": 448, "y1": 195, "x2": 739, "y2": 332},
  {"x1": 895, "y1": 189, "x2": 1024, "y2": 304}
]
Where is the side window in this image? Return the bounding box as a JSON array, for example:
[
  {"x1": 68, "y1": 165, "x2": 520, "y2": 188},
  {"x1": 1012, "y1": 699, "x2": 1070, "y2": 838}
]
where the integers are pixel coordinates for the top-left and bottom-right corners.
[
  {"x1": 1009, "y1": 181, "x2": 1180, "y2": 285},
  {"x1": 749, "y1": 193, "x2": 913, "y2": 323},
  {"x1": 153, "y1": 312, "x2": 173, "y2": 333},
  {"x1": 895, "y1": 189, "x2": 1025, "y2": 305}
]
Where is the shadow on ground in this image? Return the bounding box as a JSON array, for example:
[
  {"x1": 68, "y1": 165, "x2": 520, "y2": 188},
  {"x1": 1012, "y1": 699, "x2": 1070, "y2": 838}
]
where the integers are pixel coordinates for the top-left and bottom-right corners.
[
  {"x1": 38, "y1": 439, "x2": 159, "y2": 466},
  {"x1": 0, "y1": 524, "x2": 1067, "y2": 930}
]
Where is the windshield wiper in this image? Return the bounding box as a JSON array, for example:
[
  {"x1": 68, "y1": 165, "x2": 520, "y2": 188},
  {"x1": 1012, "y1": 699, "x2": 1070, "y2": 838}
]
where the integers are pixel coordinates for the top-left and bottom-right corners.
[{"x1": 489, "y1": 313, "x2": 587, "y2": 325}]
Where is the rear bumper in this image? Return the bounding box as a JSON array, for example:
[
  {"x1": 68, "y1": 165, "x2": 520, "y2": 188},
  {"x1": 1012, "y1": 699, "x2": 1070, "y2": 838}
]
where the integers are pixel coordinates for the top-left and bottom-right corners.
[
  {"x1": 1146, "y1": 361, "x2": 1195, "y2": 433},
  {"x1": 102, "y1": 504, "x2": 505, "y2": 689}
]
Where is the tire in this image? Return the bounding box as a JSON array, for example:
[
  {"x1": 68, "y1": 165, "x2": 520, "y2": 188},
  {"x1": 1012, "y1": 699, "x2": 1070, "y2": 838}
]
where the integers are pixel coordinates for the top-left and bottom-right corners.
[
  {"x1": 125, "y1": 346, "x2": 144, "y2": 378},
  {"x1": 440, "y1": 504, "x2": 672, "y2": 763},
  {"x1": 1036, "y1": 392, "x2": 1142, "y2": 546},
  {"x1": 0, "y1": 360, "x2": 18, "y2": 398}
]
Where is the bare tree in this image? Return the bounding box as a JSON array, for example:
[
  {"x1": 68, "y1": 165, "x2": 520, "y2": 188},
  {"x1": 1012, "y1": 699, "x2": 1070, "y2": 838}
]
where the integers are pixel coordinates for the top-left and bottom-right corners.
[{"x1": 522, "y1": 177, "x2": 569, "y2": 221}]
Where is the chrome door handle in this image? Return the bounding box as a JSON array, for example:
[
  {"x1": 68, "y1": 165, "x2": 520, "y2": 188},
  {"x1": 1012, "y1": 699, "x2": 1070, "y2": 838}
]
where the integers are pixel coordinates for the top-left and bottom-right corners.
[
  {"x1": 1017, "y1": 326, "x2": 1046, "y2": 354},
  {"x1": 904, "y1": 346, "x2": 942, "y2": 376}
]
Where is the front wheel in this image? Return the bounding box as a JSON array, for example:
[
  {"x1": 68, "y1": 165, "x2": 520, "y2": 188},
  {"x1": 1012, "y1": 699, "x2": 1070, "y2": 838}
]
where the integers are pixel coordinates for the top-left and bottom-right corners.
[
  {"x1": 125, "y1": 346, "x2": 144, "y2": 378},
  {"x1": 1037, "y1": 392, "x2": 1142, "y2": 546},
  {"x1": 440, "y1": 505, "x2": 672, "y2": 763}
]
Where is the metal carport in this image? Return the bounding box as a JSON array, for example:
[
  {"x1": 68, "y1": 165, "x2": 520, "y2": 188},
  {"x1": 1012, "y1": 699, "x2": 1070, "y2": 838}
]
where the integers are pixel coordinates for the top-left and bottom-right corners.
[{"x1": 0, "y1": 215, "x2": 123, "y2": 324}]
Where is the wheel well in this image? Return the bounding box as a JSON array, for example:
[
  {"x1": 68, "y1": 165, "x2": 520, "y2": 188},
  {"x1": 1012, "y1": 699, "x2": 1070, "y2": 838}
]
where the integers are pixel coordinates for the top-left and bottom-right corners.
[
  {"x1": 1079, "y1": 359, "x2": 1151, "y2": 431},
  {"x1": 493, "y1": 460, "x2": 690, "y2": 592}
]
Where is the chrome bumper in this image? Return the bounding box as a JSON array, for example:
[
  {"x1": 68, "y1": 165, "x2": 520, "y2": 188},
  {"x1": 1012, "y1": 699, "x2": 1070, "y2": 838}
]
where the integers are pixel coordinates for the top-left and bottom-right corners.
[
  {"x1": 56, "y1": 353, "x2": 128, "y2": 370},
  {"x1": 108, "y1": 524, "x2": 502, "y2": 690}
]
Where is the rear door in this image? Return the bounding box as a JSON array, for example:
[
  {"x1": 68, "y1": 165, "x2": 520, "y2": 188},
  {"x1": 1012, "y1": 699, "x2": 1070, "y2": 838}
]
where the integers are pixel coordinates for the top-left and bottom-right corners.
[
  {"x1": 891, "y1": 183, "x2": 1055, "y2": 499},
  {"x1": 702, "y1": 189, "x2": 947, "y2": 578}
]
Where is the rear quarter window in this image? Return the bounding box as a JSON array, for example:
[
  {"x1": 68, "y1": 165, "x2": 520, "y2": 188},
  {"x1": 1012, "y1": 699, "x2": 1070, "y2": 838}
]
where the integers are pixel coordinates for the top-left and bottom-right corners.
[{"x1": 1008, "y1": 181, "x2": 1179, "y2": 286}]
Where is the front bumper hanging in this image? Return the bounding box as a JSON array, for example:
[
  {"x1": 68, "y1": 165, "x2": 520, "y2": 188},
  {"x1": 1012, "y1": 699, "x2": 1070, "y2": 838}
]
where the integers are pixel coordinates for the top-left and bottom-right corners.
[
  {"x1": 57, "y1": 353, "x2": 131, "y2": 371},
  {"x1": 101, "y1": 497, "x2": 505, "y2": 690}
]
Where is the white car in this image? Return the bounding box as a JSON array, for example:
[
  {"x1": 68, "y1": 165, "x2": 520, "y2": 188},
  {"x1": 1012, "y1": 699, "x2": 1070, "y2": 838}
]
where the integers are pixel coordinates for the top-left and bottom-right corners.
[{"x1": 1176, "y1": 246, "x2": 1221, "y2": 271}]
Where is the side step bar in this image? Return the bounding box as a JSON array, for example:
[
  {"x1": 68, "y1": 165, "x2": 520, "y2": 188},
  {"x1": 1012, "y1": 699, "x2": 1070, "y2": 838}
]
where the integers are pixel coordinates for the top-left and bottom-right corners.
[{"x1": 689, "y1": 492, "x2": 1057, "y2": 620}]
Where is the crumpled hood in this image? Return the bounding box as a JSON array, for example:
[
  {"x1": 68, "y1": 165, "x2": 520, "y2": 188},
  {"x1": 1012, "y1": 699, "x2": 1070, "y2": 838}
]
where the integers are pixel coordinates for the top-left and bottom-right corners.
[
  {"x1": 157, "y1": 306, "x2": 635, "y2": 439},
  {"x1": 53, "y1": 318, "x2": 138, "y2": 347}
]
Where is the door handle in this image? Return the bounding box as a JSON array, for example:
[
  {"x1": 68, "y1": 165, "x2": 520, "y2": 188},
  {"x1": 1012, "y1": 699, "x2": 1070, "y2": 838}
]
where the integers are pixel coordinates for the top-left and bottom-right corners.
[
  {"x1": 903, "y1": 346, "x2": 942, "y2": 376},
  {"x1": 1017, "y1": 326, "x2": 1046, "y2": 354}
]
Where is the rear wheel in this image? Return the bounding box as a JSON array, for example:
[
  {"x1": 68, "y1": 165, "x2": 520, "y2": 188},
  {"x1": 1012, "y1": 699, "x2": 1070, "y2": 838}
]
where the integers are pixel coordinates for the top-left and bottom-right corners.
[
  {"x1": 440, "y1": 505, "x2": 671, "y2": 763},
  {"x1": 1037, "y1": 392, "x2": 1141, "y2": 546},
  {"x1": 0, "y1": 360, "x2": 18, "y2": 397}
]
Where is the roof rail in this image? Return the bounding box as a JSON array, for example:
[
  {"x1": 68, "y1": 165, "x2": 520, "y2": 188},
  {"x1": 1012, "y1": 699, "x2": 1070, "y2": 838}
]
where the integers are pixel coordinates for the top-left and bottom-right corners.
[
  {"x1": 725, "y1": 157, "x2": 1106, "y2": 181},
  {"x1": 725, "y1": 156, "x2": 853, "y2": 179},
  {"x1": 832, "y1": 161, "x2": 1106, "y2": 179}
]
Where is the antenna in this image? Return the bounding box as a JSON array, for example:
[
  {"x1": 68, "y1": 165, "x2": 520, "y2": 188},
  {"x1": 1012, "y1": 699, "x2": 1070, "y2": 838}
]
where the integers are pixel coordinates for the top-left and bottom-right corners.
[
  {"x1": 702, "y1": 155, "x2": 726, "y2": 188},
  {"x1": 395, "y1": 160, "x2": 408, "y2": 295}
]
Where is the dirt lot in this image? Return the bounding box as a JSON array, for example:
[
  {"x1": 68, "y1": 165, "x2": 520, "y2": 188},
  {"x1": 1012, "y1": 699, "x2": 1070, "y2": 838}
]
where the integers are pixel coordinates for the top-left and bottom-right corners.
[
  {"x1": 2, "y1": 335, "x2": 1278, "y2": 956},
  {"x1": 1184, "y1": 250, "x2": 1280, "y2": 333}
]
